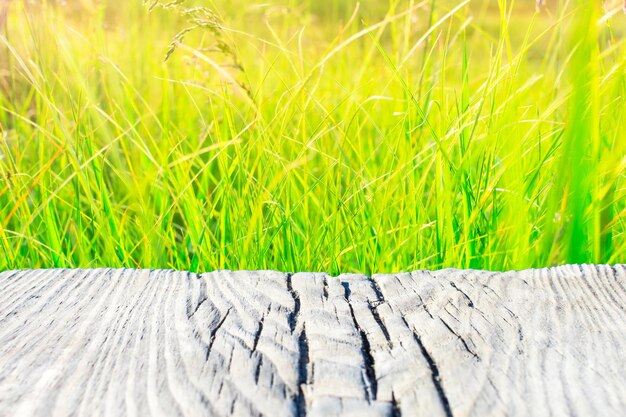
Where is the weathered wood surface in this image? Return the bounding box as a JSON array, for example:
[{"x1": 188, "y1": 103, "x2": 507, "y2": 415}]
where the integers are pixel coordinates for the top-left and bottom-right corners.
[{"x1": 0, "y1": 265, "x2": 625, "y2": 417}]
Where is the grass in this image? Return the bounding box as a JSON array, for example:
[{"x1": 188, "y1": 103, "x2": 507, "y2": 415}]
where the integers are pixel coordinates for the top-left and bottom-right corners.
[{"x1": 0, "y1": 0, "x2": 625, "y2": 274}]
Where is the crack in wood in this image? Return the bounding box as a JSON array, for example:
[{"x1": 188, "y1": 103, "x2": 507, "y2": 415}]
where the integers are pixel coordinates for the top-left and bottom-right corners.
[
  {"x1": 408, "y1": 286, "x2": 435, "y2": 319},
  {"x1": 286, "y1": 273, "x2": 300, "y2": 333},
  {"x1": 252, "y1": 305, "x2": 271, "y2": 353},
  {"x1": 368, "y1": 275, "x2": 386, "y2": 303},
  {"x1": 366, "y1": 276, "x2": 392, "y2": 345},
  {"x1": 205, "y1": 307, "x2": 232, "y2": 361},
  {"x1": 450, "y1": 281, "x2": 474, "y2": 308},
  {"x1": 391, "y1": 391, "x2": 402, "y2": 417},
  {"x1": 439, "y1": 317, "x2": 480, "y2": 361},
  {"x1": 254, "y1": 355, "x2": 263, "y2": 385},
  {"x1": 401, "y1": 316, "x2": 454, "y2": 417},
  {"x1": 368, "y1": 303, "x2": 391, "y2": 345},
  {"x1": 187, "y1": 273, "x2": 207, "y2": 319},
  {"x1": 423, "y1": 304, "x2": 434, "y2": 319},
  {"x1": 287, "y1": 273, "x2": 309, "y2": 417},
  {"x1": 296, "y1": 325, "x2": 309, "y2": 417},
  {"x1": 343, "y1": 281, "x2": 377, "y2": 403}
]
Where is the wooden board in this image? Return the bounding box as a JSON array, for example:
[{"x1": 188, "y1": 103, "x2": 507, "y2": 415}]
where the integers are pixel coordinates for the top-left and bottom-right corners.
[{"x1": 0, "y1": 265, "x2": 625, "y2": 416}]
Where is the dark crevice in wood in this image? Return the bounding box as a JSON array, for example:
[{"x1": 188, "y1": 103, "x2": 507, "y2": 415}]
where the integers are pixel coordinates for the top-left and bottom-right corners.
[
  {"x1": 401, "y1": 316, "x2": 454, "y2": 417},
  {"x1": 516, "y1": 326, "x2": 525, "y2": 355},
  {"x1": 286, "y1": 273, "x2": 300, "y2": 333},
  {"x1": 342, "y1": 280, "x2": 352, "y2": 298},
  {"x1": 409, "y1": 286, "x2": 435, "y2": 319},
  {"x1": 366, "y1": 275, "x2": 391, "y2": 344},
  {"x1": 481, "y1": 283, "x2": 499, "y2": 298},
  {"x1": 252, "y1": 305, "x2": 270, "y2": 353},
  {"x1": 229, "y1": 397, "x2": 236, "y2": 415},
  {"x1": 204, "y1": 307, "x2": 232, "y2": 361},
  {"x1": 322, "y1": 275, "x2": 329, "y2": 300},
  {"x1": 227, "y1": 344, "x2": 235, "y2": 370},
  {"x1": 287, "y1": 273, "x2": 309, "y2": 417},
  {"x1": 423, "y1": 304, "x2": 434, "y2": 319},
  {"x1": 450, "y1": 282, "x2": 474, "y2": 308},
  {"x1": 296, "y1": 325, "x2": 309, "y2": 417},
  {"x1": 252, "y1": 316, "x2": 263, "y2": 352},
  {"x1": 391, "y1": 391, "x2": 402, "y2": 417},
  {"x1": 254, "y1": 355, "x2": 263, "y2": 385},
  {"x1": 439, "y1": 317, "x2": 480, "y2": 361},
  {"x1": 502, "y1": 304, "x2": 520, "y2": 321},
  {"x1": 343, "y1": 281, "x2": 377, "y2": 402},
  {"x1": 369, "y1": 303, "x2": 391, "y2": 345},
  {"x1": 187, "y1": 273, "x2": 207, "y2": 319},
  {"x1": 368, "y1": 275, "x2": 386, "y2": 303}
]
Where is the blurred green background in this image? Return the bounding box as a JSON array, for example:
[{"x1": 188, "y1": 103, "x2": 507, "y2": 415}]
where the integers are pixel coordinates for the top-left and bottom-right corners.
[{"x1": 0, "y1": 0, "x2": 624, "y2": 273}]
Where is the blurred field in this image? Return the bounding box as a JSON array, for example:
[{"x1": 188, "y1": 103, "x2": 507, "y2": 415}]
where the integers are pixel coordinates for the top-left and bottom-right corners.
[{"x1": 0, "y1": 0, "x2": 625, "y2": 273}]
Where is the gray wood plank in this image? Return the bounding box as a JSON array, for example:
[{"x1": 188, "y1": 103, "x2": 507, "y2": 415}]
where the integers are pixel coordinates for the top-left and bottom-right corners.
[{"x1": 0, "y1": 265, "x2": 625, "y2": 416}]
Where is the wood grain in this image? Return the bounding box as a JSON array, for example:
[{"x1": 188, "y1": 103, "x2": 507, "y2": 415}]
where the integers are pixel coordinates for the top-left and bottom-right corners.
[{"x1": 0, "y1": 265, "x2": 625, "y2": 416}]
